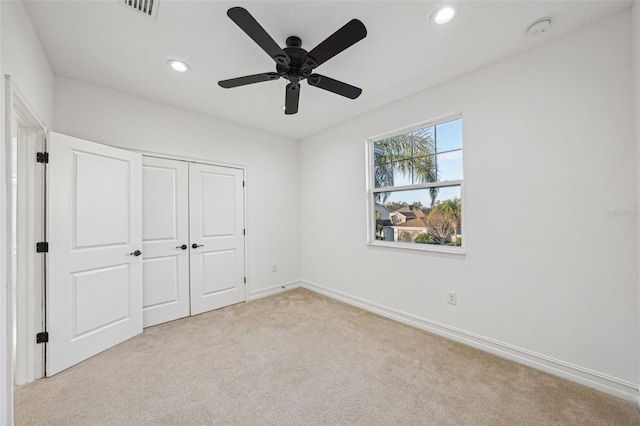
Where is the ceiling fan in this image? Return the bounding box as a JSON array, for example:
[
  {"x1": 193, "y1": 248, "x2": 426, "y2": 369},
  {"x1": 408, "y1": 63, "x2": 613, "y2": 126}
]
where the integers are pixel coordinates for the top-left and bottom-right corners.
[{"x1": 218, "y1": 7, "x2": 367, "y2": 115}]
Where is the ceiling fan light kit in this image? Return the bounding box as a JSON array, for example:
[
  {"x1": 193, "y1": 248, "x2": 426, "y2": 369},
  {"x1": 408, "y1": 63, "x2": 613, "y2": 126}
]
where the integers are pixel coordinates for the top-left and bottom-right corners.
[{"x1": 218, "y1": 7, "x2": 367, "y2": 115}]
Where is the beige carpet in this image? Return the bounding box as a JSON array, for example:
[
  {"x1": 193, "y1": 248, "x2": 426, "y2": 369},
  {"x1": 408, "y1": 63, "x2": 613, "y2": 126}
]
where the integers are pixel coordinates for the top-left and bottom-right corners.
[{"x1": 14, "y1": 288, "x2": 640, "y2": 425}]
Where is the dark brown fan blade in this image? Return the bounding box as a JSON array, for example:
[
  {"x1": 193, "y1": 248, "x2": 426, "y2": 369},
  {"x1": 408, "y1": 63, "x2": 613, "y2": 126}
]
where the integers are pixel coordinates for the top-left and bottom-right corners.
[
  {"x1": 285, "y1": 83, "x2": 300, "y2": 115},
  {"x1": 305, "y1": 19, "x2": 367, "y2": 69},
  {"x1": 227, "y1": 7, "x2": 290, "y2": 66},
  {"x1": 218, "y1": 72, "x2": 280, "y2": 89},
  {"x1": 307, "y1": 74, "x2": 362, "y2": 99}
]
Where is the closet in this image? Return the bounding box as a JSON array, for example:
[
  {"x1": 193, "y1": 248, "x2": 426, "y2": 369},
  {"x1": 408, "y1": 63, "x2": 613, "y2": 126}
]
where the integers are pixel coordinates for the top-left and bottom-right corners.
[
  {"x1": 142, "y1": 156, "x2": 245, "y2": 327},
  {"x1": 46, "y1": 132, "x2": 247, "y2": 375}
]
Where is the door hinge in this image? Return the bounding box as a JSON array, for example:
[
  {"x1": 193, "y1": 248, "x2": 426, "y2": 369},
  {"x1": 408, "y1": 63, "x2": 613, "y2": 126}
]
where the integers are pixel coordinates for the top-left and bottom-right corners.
[
  {"x1": 243, "y1": 229, "x2": 246, "y2": 236},
  {"x1": 36, "y1": 242, "x2": 49, "y2": 253},
  {"x1": 244, "y1": 277, "x2": 247, "y2": 284},
  {"x1": 243, "y1": 181, "x2": 245, "y2": 187},
  {"x1": 36, "y1": 152, "x2": 49, "y2": 163},
  {"x1": 36, "y1": 332, "x2": 49, "y2": 344}
]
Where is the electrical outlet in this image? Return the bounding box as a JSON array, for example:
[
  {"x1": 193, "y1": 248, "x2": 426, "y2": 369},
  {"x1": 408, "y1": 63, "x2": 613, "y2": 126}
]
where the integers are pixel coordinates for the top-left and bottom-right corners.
[
  {"x1": 272, "y1": 263, "x2": 278, "y2": 272},
  {"x1": 447, "y1": 291, "x2": 457, "y2": 305}
]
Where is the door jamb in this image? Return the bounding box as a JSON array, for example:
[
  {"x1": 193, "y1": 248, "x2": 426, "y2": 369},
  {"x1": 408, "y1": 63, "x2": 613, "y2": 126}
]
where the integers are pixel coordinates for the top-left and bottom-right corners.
[{"x1": 5, "y1": 75, "x2": 47, "y2": 389}]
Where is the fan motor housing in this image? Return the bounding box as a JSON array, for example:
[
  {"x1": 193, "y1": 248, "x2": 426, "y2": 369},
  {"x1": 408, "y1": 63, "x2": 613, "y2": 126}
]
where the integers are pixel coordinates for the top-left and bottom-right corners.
[{"x1": 278, "y1": 36, "x2": 313, "y2": 84}]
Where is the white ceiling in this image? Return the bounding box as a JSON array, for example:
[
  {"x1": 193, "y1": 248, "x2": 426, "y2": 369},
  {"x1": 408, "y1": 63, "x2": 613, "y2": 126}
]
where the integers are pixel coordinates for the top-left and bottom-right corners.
[{"x1": 24, "y1": 0, "x2": 632, "y2": 140}]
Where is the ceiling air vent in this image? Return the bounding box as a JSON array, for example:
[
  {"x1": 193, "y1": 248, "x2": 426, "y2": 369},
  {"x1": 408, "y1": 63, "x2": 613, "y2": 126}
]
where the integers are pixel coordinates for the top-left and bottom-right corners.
[{"x1": 120, "y1": 0, "x2": 159, "y2": 20}]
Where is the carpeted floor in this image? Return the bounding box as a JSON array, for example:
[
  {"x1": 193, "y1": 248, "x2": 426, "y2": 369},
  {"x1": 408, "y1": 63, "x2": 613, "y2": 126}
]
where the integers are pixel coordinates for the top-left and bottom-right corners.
[{"x1": 14, "y1": 288, "x2": 640, "y2": 425}]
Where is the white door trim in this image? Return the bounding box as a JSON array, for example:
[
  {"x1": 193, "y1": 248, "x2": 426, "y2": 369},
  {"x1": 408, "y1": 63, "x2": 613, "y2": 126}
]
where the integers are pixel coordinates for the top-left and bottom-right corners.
[
  {"x1": 133, "y1": 150, "x2": 247, "y2": 170},
  {"x1": 3, "y1": 75, "x2": 48, "y2": 425},
  {"x1": 10, "y1": 78, "x2": 46, "y2": 385},
  {"x1": 13, "y1": 115, "x2": 45, "y2": 385}
]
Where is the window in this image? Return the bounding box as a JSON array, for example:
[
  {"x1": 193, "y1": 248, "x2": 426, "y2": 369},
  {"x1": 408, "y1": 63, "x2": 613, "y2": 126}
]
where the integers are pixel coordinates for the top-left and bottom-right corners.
[{"x1": 367, "y1": 115, "x2": 463, "y2": 252}]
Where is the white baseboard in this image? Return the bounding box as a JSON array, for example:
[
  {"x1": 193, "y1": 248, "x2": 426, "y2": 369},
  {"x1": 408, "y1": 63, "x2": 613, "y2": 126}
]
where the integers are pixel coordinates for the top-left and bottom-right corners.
[
  {"x1": 247, "y1": 281, "x2": 301, "y2": 301},
  {"x1": 299, "y1": 280, "x2": 639, "y2": 403}
]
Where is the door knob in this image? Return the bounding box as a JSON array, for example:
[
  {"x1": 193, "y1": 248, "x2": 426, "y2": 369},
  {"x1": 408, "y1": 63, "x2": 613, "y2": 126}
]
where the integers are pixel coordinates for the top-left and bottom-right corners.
[
  {"x1": 192, "y1": 243, "x2": 204, "y2": 249},
  {"x1": 128, "y1": 250, "x2": 142, "y2": 256},
  {"x1": 176, "y1": 244, "x2": 188, "y2": 250}
]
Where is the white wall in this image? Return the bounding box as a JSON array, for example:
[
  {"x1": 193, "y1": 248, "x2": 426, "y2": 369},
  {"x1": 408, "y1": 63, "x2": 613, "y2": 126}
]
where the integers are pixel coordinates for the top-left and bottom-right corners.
[
  {"x1": 633, "y1": 0, "x2": 640, "y2": 403},
  {"x1": 1, "y1": 1, "x2": 54, "y2": 126},
  {"x1": 53, "y1": 76, "x2": 300, "y2": 298},
  {"x1": 300, "y1": 10, "x2": 638, "y2": 399},
  {"x1": 1, "y1": 2, "x2": 54, "y2": 423}
]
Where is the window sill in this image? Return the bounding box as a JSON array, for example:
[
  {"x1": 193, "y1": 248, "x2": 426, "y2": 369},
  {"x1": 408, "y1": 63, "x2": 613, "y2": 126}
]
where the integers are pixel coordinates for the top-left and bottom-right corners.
[{"x1": 367, "y1": 240, "x2": 466, "y2": 255}]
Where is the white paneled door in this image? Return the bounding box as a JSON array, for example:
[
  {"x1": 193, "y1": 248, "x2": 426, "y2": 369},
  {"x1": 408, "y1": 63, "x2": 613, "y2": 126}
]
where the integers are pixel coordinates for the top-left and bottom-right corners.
[
  {"x1": 47, "y1": 133, "x2": 143, "y2": 376},
  {"x1": 189, "y1": 163, "x2": 245, "y2": 315},
  {"x1": 142, "y1": 157, "x2": 190, "y2": 327}
]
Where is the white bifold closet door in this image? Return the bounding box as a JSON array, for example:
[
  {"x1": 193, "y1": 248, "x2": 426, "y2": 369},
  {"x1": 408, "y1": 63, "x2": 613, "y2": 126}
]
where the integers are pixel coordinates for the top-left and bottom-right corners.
[
  {"x1": 141, "y1": 158, "x2": 246, "y2": 324},
  {"x1": 189, "y1": 163, "x2": 245, "y2": 315},
  {"x1": 141, "y1": 157, "x2": 190, "y2": 328},
  {"x1": 47, "y1": 132, "x2": 143, "y2": 376}
]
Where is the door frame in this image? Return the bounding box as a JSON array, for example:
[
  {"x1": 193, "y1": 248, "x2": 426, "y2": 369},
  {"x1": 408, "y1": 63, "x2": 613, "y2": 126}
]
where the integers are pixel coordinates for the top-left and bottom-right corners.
[
  {"x1": 135, "y1": 151, "x2": 248, "y2": 303},
  {"x1": 3, "y1": 75, "x2": 48, "y2": 422},
  {"x1": 5, "y1": 76, "x2": 47, "y2": 384}
]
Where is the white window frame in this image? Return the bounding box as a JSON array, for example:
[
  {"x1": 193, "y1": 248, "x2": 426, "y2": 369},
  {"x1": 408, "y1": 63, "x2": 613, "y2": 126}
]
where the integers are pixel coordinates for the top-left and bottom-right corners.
[{"x1": 365, "y1": 112, "x2": 465, "y2": 254}]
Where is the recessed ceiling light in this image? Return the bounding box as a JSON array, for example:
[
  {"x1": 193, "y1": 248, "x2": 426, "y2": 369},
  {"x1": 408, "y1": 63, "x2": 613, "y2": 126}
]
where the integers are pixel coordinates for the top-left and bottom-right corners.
[
  {"x1": 167, "y1": 60, "x2": 190, "y2": 72},
  {"x1": 431, "y1": 4, "x2": 459, "y2": 25}
]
